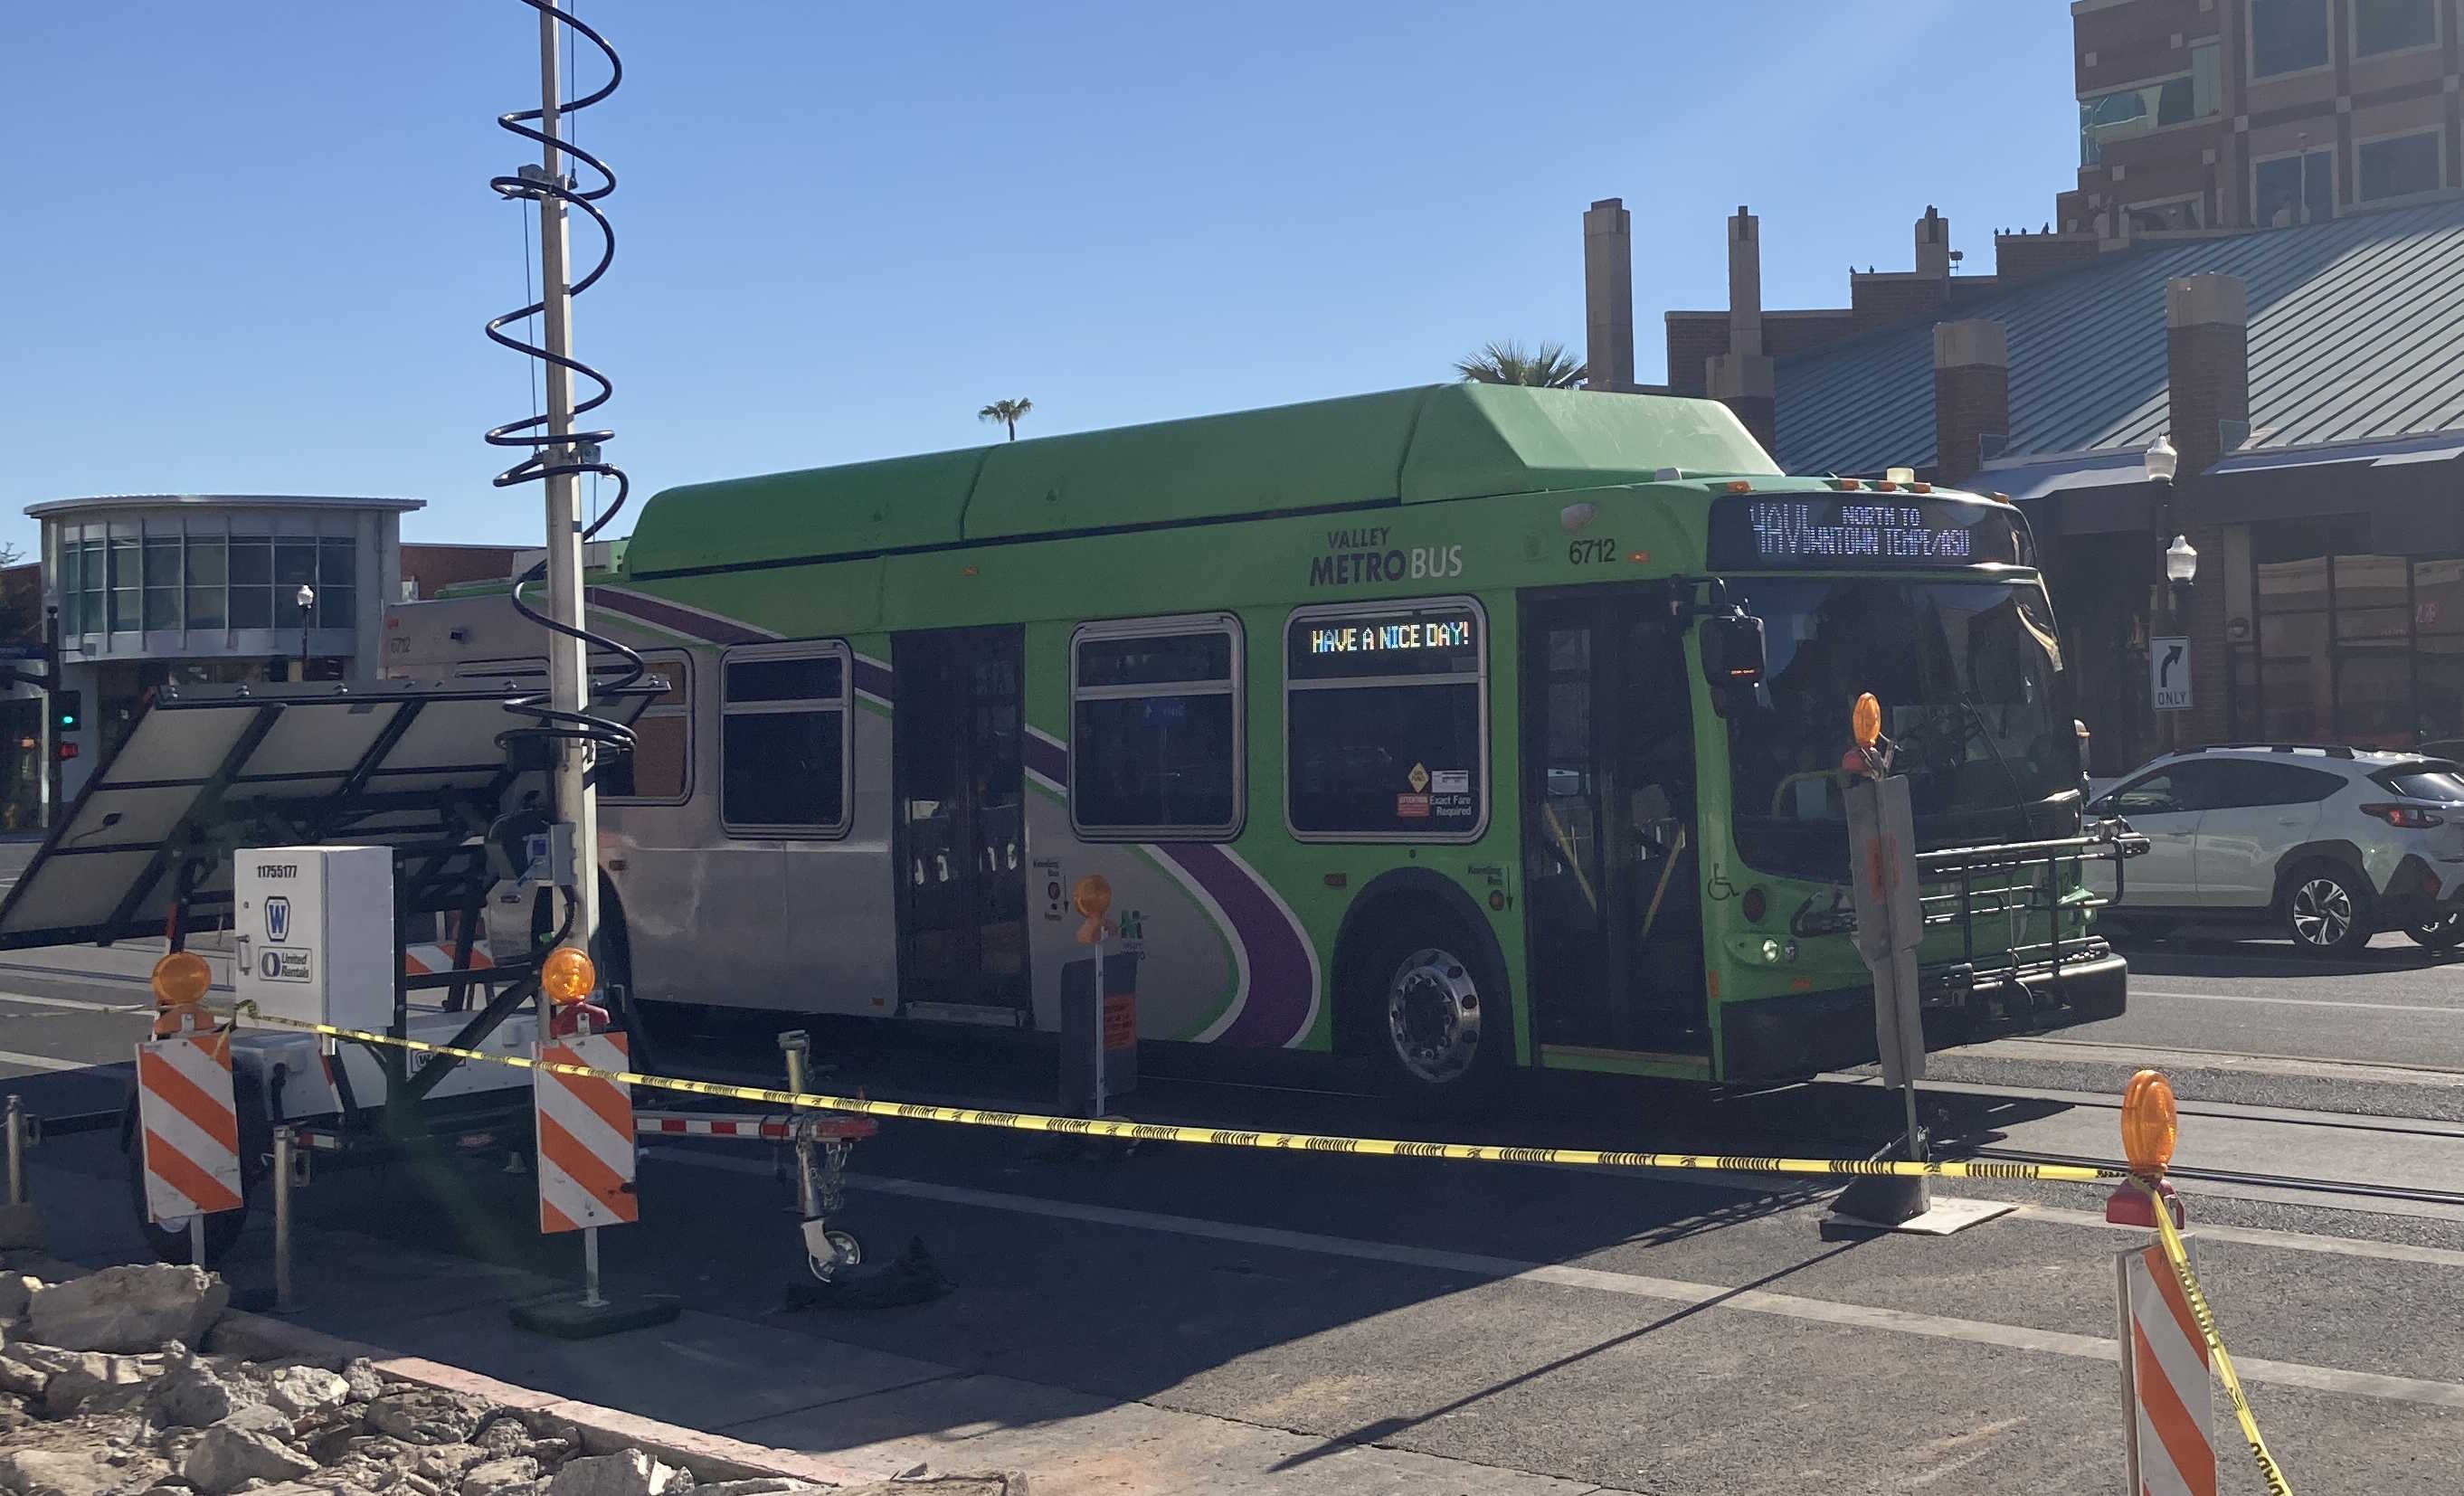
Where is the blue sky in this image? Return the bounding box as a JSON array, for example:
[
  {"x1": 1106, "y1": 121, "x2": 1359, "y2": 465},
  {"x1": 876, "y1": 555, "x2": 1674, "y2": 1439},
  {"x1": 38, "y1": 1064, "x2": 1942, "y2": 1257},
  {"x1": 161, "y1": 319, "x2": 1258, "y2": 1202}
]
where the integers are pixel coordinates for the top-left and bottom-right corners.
[{"x1": 0, "y1": 2, "x2": 2076, "y2": 553}]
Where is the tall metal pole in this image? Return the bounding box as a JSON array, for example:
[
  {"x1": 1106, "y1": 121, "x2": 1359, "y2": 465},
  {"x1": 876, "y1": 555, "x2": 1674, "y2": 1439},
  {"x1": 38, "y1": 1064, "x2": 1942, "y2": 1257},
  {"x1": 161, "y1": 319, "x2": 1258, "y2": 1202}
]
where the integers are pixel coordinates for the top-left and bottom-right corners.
[
  {"x1": 41, "y1": 604, "x2": 58, "y2": 828},
  {"x1": 534, "y1": 9, "x2": 599, "y2": 966}
]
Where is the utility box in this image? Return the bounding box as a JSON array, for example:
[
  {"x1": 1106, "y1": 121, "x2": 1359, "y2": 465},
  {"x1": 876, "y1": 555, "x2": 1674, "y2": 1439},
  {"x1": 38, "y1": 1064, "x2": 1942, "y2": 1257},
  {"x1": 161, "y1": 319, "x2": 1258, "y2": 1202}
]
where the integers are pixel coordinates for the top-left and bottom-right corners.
[{"x1": 232, "y1": 846, "x2": 395, "y2": 1030}]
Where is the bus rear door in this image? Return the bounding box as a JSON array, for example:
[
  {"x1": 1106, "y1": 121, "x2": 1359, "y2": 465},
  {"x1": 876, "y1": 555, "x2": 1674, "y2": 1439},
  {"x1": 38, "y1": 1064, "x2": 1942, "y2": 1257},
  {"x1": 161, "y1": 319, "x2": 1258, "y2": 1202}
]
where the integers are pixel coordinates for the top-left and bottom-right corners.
[{"x1": 891, "y1": 626, "x2": 1034, "y2": 1025}]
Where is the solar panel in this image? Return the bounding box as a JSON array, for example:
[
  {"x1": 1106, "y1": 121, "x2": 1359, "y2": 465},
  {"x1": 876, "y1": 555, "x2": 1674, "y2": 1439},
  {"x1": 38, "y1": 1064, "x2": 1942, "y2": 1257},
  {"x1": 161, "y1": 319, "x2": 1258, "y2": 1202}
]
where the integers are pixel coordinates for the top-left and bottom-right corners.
[{"x1": 0, "y1": 677, "x2": 659, "y2": 951}]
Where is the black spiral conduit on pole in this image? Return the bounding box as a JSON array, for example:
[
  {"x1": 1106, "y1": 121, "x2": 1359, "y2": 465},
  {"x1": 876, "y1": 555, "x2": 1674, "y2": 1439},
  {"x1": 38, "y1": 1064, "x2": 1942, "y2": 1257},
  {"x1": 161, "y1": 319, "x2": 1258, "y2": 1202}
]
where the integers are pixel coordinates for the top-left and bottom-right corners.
[{"x1": 482, "y1": 0, "x2": 645, "y2": 767}]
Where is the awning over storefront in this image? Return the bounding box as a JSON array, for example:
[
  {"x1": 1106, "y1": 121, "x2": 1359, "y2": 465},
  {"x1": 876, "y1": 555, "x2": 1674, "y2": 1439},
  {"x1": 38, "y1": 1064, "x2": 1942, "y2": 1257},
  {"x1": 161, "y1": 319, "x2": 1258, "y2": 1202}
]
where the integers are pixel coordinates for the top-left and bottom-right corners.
[
  {"x1": 1978, "y1": 450, "x2": 2163, "y2": 537},
  {"x1": 2184, "y1": 433, "x2": 2464, "y2": 550}
]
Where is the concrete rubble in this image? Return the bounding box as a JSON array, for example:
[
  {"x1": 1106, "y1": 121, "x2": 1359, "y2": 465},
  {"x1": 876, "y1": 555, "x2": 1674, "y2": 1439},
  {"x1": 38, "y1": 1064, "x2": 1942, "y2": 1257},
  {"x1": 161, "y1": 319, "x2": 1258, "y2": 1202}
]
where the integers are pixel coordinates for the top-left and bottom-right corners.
[{"x1": 0, "y1": 1264, "x2": 1023, "y2": 1496}]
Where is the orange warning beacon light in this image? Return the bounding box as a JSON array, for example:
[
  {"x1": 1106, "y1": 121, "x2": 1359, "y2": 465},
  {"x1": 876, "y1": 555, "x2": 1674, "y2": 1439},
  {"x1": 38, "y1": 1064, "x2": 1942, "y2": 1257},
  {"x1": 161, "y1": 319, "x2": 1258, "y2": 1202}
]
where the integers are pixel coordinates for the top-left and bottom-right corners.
[
  {"x1": 2120, "y1": 1067, "x2": 2178, "y2": 1177},
  {"x1": 1843, "y1": 692, "x2": 1886, "y2": 776},
  {"x1": 1072, "y1": 874, "x2": 1114, "y2": 946},
  {"x1": 541, "y1": 945, "x2": 598, "y2": 1005},
  {"x1": 150, "y1": 950, "x2": 215, "y2": 1036}
]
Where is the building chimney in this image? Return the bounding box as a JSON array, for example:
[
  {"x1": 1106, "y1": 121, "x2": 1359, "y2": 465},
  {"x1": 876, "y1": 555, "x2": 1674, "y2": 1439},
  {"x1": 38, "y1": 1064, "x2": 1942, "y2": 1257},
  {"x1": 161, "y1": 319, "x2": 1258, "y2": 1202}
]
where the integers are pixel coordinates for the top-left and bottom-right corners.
[
  {"x1": 1582, "y1": 198, "x2": 1635, "y2": 393},
  {"x1": 1707, "y1": 204, "x2": 1777, "y2": 451},
  {"x1": 1931, "y1": 320, "x2": 2009, "y2": 488},
  {"x1": 1726, "y1": 205, "x2": 1763, "y2": 357},
  {"x1": 2164, "y1": 273, "x2": 2250, "y2": 477},
  {"x1": 1915, "y1": 204, "x2": 1950, "y2": 278}
]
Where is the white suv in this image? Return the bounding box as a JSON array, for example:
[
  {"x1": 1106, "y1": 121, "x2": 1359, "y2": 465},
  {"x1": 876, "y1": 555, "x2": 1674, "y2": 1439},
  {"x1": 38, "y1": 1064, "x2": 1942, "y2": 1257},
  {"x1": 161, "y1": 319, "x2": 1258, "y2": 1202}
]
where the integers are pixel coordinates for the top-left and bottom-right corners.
[{"x1": 2088, "y1": 745, "x2": 2464, "y2": 956}]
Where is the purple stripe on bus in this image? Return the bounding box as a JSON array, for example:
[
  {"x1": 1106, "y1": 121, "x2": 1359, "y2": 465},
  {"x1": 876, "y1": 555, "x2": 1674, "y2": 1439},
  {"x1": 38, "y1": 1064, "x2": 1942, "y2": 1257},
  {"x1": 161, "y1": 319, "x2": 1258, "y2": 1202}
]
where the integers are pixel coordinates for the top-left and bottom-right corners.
[
  {"x1": 1026, "y1": 716, "x2": 1315, "y2": 1045},
  {"x1": 592, "y1": 589, "x2": 773, "y2": 645},
  {"x1": 1151, "y1": 841, "x2": 1316, "y2": 1047},
  {"x1": 852, "y1": 656, "x2": 895, "y2": 702}
]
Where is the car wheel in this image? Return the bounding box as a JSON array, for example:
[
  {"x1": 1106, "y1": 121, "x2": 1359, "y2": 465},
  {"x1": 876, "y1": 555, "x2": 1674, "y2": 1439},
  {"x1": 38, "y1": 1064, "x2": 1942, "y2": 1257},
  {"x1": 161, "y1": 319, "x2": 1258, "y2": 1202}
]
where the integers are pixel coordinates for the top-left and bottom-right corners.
[
  {"x1": 2407, "y1": 913, "x2": 2464, "y2": 951},
  {"x1": 1351, "y1": 912, "x2": 1509, "y2": 1115},
  {"x1": 2281, "y1": 863, "x2": 2373, "y2": 958}
]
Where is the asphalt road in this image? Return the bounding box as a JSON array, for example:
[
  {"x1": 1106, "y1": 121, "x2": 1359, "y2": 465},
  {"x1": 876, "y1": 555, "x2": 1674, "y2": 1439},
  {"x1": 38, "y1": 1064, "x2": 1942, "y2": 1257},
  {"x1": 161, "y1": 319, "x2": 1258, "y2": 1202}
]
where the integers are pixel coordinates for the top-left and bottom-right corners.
[{"x1": 6, "y1": 830, "x2": 2464, "y2": 1493}]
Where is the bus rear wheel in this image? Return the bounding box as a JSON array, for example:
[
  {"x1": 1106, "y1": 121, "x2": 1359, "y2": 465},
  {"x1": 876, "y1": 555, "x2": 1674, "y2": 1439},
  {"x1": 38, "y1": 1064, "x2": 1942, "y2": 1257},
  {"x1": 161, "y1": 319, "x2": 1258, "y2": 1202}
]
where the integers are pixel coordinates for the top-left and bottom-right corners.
[{"x1": 1352, "y1": 915, "x2": 1507, "y2": 1114}]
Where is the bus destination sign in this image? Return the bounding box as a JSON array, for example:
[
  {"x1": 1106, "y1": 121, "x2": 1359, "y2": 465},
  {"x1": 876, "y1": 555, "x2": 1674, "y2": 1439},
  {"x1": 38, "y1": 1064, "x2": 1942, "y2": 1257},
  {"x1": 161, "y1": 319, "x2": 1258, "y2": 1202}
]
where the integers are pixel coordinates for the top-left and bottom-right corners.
[{"x1": 1707, "y1": 496, "x2": 2030, "y2": 571}]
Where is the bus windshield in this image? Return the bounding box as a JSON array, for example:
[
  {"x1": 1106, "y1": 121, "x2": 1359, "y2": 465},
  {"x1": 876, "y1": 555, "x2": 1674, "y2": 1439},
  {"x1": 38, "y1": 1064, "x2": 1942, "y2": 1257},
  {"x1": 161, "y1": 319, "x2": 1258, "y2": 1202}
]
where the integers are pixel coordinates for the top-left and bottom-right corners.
[{"x1": 1725, "y1": 577, "x2": 2076, "y2": 878}]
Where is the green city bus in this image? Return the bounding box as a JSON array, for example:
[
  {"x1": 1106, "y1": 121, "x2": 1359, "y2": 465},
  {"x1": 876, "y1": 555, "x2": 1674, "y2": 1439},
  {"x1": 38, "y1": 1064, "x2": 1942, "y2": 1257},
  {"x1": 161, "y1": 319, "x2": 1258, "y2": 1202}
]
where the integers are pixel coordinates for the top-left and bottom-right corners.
[{"x1": 389, "y1": 382, "x2": 2128, "y2": 1106}]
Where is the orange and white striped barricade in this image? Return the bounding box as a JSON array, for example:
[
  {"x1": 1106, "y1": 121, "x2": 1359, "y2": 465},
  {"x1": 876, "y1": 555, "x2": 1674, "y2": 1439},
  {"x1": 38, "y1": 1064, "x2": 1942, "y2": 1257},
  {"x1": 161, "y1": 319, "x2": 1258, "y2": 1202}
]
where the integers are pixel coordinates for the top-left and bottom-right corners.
[
  {"x1": 134, "y1": 1030, "x2": 247, "y2": 1264},
  {"x1": 2119, "y1": 1237, "x2": 2216, "y2": 1496},
  {"x1": 533, "y1": 1028, "x2": 637, "y2": 1236},
  {"x1": 515, "y1": 1027, "x2": 678, "y2": 1338}
]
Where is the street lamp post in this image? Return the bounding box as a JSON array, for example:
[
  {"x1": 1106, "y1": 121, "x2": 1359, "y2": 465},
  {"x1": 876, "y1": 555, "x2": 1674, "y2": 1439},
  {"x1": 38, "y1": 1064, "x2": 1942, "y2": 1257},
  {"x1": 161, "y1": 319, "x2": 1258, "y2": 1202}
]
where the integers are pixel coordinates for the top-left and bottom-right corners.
[
  {"x1": 2145, "y1": 436, "x2": 2196, "y2": 751},
  {"x1": 294, "y1": 584, "x2": 315, "y2": 683}
]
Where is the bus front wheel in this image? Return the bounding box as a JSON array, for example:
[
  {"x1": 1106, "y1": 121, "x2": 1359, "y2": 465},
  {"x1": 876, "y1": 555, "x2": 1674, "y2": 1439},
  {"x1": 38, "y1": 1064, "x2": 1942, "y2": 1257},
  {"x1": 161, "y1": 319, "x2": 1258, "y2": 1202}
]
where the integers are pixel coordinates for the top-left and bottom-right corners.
[{"x1": 1352, "y1": 915, "x2": 1507, "y2": 1113}]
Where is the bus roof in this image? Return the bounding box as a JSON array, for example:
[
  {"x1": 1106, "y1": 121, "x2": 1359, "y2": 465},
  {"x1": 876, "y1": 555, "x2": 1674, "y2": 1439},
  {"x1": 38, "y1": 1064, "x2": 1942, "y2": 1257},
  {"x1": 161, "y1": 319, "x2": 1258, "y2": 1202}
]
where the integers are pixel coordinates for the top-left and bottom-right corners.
[{"x1": 622, "y1": 383, "x2": 1777, "y2": 577}]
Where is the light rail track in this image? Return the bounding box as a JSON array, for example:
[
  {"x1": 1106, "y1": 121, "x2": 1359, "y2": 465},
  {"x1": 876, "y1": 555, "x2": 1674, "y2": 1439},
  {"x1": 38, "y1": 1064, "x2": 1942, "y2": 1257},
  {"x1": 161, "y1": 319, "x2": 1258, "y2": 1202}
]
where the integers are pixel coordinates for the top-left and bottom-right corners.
[{"x1": 1964, "y1": 1145, "x2": 2464, "y2": 1211}]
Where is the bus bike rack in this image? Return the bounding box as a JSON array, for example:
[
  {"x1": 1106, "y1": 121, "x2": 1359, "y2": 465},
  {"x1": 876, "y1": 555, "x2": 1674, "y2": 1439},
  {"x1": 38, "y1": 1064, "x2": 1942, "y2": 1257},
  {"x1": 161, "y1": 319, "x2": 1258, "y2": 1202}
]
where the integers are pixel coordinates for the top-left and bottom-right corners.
[
  {"x1": 0, "y1": 678, "x2": 663, "y2": 1169},
  {"x1": 1909, "y1": 826, "x2": 2151, "y2": 1015}
]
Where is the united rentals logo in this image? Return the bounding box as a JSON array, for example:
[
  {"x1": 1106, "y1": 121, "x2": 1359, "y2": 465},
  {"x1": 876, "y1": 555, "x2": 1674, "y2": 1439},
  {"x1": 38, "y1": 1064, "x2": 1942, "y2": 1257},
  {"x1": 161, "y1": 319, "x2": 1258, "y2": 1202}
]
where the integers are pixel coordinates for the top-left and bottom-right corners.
[{"x1": 264, "y1": 896, "x2": 291, "y2": 943}]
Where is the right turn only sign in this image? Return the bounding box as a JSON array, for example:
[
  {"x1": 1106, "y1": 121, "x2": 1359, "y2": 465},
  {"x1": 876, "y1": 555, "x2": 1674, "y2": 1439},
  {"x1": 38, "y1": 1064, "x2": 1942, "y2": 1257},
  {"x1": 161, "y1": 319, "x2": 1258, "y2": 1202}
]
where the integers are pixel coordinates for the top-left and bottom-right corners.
[{"x1": 2150, "y1": 635, "x2": 2192, "y2": 713}]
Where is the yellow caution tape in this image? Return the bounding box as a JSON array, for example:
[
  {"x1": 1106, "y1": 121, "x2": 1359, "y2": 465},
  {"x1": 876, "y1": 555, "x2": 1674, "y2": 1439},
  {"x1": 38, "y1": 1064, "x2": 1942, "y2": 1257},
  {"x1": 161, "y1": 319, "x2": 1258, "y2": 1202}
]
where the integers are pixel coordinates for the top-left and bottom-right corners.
[
  {"x1": 2136, "y1": 1179, "x2": 2294, "y2": 1496},
  {"x1": 215, "y1": 1003, "x2": 2125, "y2": 1184}
]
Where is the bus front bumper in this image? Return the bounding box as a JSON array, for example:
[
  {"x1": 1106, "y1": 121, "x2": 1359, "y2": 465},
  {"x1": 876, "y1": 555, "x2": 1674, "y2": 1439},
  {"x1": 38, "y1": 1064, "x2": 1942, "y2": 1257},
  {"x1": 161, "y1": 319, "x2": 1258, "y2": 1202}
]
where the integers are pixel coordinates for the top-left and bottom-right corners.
[{"x1": 1720, "y1": 944, "x2": 2129, "y2": 1082}]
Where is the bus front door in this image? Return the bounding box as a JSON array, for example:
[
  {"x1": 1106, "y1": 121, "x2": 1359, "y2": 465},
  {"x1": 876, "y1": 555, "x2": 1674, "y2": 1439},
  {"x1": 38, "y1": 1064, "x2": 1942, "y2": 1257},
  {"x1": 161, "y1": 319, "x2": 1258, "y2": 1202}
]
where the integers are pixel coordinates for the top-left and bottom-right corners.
[
  {"x1": 891, "y1": 626, "x2": 1033, "y2": 1024},
  {"x1": 1520, "y1": 593, "x2": 1709, "y2": 1055}
]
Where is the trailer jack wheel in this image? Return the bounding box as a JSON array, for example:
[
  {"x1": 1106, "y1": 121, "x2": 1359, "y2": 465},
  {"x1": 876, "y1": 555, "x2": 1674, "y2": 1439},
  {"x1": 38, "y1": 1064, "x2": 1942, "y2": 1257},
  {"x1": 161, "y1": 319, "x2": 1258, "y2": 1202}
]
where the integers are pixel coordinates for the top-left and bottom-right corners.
[{"x1": 806, "y1": 1227, "x2": 864, "y2": 1282}]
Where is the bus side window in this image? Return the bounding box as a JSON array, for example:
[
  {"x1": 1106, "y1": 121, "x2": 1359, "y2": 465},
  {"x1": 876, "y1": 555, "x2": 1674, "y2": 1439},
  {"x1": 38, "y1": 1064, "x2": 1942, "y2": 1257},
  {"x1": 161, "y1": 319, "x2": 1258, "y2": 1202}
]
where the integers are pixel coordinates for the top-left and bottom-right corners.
[
  {"x1": 602, "y1": 650, "x2": 692, "y2": 802},
  {"x1": 720, "y1": 643, "x2": 851, "y2": 837},
  {"x1": 1069, "y1": 617, "x2": 1244, "y2": 841}
]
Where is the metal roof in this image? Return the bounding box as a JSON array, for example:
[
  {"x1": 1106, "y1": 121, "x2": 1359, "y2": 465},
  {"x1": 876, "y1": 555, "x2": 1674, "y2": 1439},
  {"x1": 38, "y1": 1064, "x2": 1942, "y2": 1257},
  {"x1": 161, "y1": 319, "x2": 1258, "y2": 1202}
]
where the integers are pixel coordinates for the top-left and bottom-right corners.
[
  {"x1": 1773, "y1": 197, "x2": 2464, "y2": 477},
  {"x1": 24, "y1": 493, "x2": 426, "y2": 518}
]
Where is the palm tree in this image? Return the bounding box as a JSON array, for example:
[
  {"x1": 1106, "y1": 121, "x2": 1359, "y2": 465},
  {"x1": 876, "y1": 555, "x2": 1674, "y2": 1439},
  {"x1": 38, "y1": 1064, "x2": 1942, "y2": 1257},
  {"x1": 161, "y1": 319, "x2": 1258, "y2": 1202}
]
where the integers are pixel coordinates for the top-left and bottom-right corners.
[
  {"x1": 1454, "y1": 340, "x2": 1586, "y2": 389},
  {"x1": 978, "y1": 397, "x2": 1034, "y2": 440}
]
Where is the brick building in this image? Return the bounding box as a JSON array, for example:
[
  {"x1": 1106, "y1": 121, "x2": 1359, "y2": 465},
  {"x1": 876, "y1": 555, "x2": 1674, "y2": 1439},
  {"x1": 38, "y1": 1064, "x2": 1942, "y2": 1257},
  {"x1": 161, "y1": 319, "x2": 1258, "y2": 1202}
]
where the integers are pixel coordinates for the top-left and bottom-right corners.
[{"x1": 2062, "y1": 0, "x2": 2462, "y2": 239}]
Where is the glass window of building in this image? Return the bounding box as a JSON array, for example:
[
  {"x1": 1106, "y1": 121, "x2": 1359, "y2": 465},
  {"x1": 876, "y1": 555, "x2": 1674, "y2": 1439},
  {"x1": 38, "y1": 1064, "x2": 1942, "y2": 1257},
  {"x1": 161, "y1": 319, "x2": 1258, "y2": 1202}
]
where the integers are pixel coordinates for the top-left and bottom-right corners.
[
  {"x1": 2251, "y1": 0, "x2": 2332, "y2": 77},
  {"x1": 2231, "y1": 534, "x2": 2464, "y2": 748},
  {"x1": 2078, "y1": 43, "x2": 2219, "y2": 166},
  {"x1": 109, "y1": 535, "x2": 139, "y2": 632},
  {"x1": 229, "y1": 536, "x2": 273, "y2": 629},
  {"x1": 2358, "y1": 130, "x2": 2442, "y2": 203},
  {"x1": 184, "y1": 536, "x2": 227, "y2": 630},
  {"x1": 316, "y1": 536, "x2": 355, "y2": 627},
  {"x1": 58, "y1": 544, "x2": 82, "y2": 635},
  {"x1": 2125, "y1": 197, "x2": 2205, "y2": 234},
  {"x1": 2354, "y1": 0, "x2": 2438, "y2": 56},
  {"x1": 77, "y1": 537, "x2": 105, "y2": 636},
  {"x1": 2252, "y1": 148, "x2": 2336, "y2": 226},
  {"x1": 274, "y1": 539, "x2": 317, "y2": 630},
  {"x1": 143, "y1": 535, "x2": 180, "y2": 630}
]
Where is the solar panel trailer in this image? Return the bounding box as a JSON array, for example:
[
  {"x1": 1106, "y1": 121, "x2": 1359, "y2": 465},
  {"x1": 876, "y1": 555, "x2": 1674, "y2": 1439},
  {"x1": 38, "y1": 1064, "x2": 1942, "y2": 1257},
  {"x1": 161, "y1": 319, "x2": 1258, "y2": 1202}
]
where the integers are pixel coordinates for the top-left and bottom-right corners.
[{"x1": 0, "y1": 677, "x2": 659, "y2": 1264}]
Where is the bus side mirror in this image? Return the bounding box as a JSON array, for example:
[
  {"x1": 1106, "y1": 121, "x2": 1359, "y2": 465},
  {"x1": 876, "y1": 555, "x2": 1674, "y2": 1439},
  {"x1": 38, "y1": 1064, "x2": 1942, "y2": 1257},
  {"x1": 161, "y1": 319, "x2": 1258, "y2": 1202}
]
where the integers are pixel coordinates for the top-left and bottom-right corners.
[{"x1": 1700, "y1": 611, "x2": 1767, "y2": 700}]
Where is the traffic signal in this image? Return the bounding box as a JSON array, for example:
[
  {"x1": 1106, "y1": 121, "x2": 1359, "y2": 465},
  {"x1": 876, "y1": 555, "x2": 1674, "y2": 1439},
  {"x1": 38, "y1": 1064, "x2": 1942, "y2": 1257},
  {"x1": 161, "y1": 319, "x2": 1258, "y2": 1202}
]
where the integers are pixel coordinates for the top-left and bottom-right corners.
[{"x1": 53, "y1": 690, "x2": 80, "y2": 734}]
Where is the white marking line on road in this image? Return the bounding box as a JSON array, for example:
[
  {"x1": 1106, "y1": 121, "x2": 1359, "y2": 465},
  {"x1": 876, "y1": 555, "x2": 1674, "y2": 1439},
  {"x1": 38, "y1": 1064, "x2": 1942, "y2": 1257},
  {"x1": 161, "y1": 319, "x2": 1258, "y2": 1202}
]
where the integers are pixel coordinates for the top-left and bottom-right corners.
[
  {"x1": 646, "y1": 1147, "x2": 2464, "y2": 1410},
  {"x1": 0, "y1": 961, "x2": 231, "y2": 993},
  {"x1": 2135, "y1": 988, "x2": 2464, "y2": 1016},
  {"x1": 1974, "y1": 1037, "x2": 2464, "y2": 1087},
  {"x1": 0, "y1": 1047, "x2": 111, "y2": 1074},
  {"x1": 0, "y1": 990, "x2": 147, "y2": 1015},
  {"x1": 2014, "y1": 1201, "x2": 2464, "y2": 1269}
]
